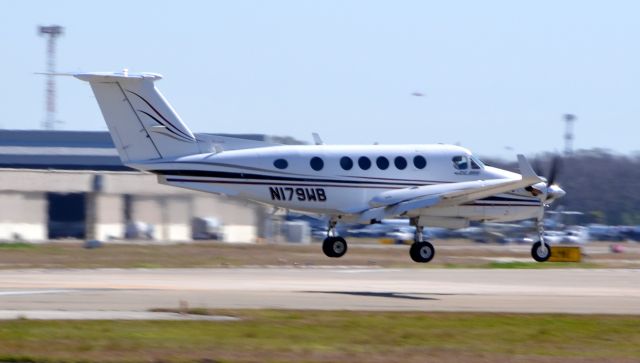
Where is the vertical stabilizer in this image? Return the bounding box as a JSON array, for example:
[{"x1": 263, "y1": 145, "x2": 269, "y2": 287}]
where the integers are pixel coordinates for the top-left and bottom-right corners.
[{"x1": 75, "y1": 71, "x2": 200, "y2": 164}]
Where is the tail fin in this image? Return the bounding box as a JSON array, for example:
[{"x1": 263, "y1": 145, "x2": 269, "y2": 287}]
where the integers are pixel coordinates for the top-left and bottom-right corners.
[{"x1": 75, "y1": 71, "x2": 200, "y2": 164}]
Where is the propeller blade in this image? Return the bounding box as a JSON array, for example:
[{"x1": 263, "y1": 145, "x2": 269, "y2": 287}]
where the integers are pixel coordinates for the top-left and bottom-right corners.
[{"x1": 546, "y1": 156, "x2": 562, "y2": 186}]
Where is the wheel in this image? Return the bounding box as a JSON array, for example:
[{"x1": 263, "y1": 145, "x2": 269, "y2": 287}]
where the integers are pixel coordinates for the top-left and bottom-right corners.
[
  {"x1": 531, "y1": 241, "x2": 551, "y2": 262},
  {"x1": 409, "y1": 241, "x2": 435, "y2": 263},
  {"x1": 322, "y1": 237, "x2": 335, "y2": 257},
  {"x1": 322, "y1": 236, "x2": 348, "y2": 258}
]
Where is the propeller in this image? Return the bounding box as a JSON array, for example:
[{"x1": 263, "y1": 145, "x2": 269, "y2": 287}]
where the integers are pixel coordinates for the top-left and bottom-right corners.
[{"x1": 526, "y1": 156, "x2": 565, "y2": 202}]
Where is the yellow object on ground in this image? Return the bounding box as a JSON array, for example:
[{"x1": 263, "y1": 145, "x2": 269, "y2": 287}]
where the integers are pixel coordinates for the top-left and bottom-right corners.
[{"x1": 549, "y1": 246, "x2": 582, "y2": 262}]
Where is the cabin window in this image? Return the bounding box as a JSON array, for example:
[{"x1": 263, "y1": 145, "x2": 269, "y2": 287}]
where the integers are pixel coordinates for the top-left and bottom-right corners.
[
  {"x1": 310, "y1": 156, "x2": 324, "y2": 171},
  {"x1": 394, "y1": 156, "x2": 407, "y2": 170},
  {"x1": 340, "y1": 156, "x2": 353, "y2": 170},
  {"x1": 413, "y1": 155, "x2": 427, "y2": 169},
  {"x1": 376, "y1": 156, "x2": 389, "y2": 170},
  {"x1": 273, "y1": 159, "x2": 288, "y2": 169},
  {"x1": 358, "y1": 156, "x2": 371, "y2": 170},
  {"x1": 452, "y1": 156, "x2": 468, "y2": 170}
]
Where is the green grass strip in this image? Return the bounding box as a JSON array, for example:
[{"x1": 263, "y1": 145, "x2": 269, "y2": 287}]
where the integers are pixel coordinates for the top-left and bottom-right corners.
[{"x1": 0, "y1": 310, "x2": 638, "y2": 362}]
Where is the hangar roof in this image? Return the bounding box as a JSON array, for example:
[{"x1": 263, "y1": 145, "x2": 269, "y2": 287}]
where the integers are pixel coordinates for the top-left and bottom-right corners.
[{"x1": 0, "y1": 130, "x2": 275, "y2": 171}]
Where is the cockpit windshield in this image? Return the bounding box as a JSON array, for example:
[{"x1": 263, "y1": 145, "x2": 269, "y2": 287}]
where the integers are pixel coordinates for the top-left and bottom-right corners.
[
  {"x1": 453, "y1": 155, "x2": 485, "y2": 170},
  {"x1": 470, "y1": 156, "x2": 485, "y2": 170}
]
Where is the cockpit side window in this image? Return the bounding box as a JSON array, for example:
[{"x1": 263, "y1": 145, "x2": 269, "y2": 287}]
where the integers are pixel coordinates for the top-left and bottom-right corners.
[{"x1": 452, "y1": 156, "x2": 468, "y2": 170}]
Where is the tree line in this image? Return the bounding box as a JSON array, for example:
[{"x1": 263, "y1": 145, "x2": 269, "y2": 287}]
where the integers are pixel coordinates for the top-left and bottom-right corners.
[{"x1": 485, "y1": 149, "x2": 640, "y2": 225}]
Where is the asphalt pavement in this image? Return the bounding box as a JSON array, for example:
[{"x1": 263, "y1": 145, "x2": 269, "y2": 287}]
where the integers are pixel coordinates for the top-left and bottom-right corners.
[{"x1": 0, "y1": 268, "x2": 638, "y2": 315}]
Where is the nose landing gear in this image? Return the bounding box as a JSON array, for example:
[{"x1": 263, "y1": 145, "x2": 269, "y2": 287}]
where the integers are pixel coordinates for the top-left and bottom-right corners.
[
  {"x1": 531, "y1": 241, "x2": 551, "y2": 262},
  {"x1": 531, "y1": 219, "x2": 551, "y2": 262}
]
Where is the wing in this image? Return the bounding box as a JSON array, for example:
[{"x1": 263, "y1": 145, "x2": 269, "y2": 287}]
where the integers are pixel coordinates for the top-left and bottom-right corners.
[{"x1": 352, "y1": 154, "x2": 542, "y2": 223}]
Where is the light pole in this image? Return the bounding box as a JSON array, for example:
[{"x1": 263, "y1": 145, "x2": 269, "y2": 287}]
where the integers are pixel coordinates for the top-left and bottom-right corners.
[{"x1": 38, "y1": 25, "x2": 64, "y2": 130}]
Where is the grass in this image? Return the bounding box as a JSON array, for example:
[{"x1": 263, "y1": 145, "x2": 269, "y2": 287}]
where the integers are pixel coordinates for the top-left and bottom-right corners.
[
  {"x1": 0, "y1": 242, "x2": 36, "y2": 249},
  {"x1": 484, "y1": 261, "x2": 600, "y2": 269},
  {"x1": 0, "y1": 310, "x2": 638, "y2": 362},
  {"x1": 0, "y1": 240, "x2": 635, "y2": 269}
]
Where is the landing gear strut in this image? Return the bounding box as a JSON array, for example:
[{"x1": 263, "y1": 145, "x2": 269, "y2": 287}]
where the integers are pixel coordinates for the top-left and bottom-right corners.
[
  {"x1": 531, "y1": 219, "x2": 551, "y2": 262},
  {"x1": 322, "y1": 220, "x2": 348, "y2": 258},
  {"x1": 409, "y1": 221, "x2": 435, "y2": 263}
]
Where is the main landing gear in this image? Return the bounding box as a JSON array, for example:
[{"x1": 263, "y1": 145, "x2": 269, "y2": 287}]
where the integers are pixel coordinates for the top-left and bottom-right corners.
[
  {"x1": 531, "y1": 219, "x2": 551, "y2": 262},
  {"x1": 320, "y1": 219, "x2": 436, "y2": 263},
  {"x1": 322, "y1": 220, "x2": 348, "y2": 258},
  {"x1": 409, "y1": 222, "x2": 435, "y2": 263}
]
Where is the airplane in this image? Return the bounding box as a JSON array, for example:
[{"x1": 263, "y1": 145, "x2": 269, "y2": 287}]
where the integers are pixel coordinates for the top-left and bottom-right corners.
[{"x1": 74, "y1": 70, "x2": 566, "y2": 263}]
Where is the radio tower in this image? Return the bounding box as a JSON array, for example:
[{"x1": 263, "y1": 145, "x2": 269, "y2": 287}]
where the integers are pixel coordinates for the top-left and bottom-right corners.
[
  {"x1": 38, "y1": 25, "x2": 64, "y2": 130},
  {"x1": 563, "y1": 114, "x2": 576, "y2": 155}
]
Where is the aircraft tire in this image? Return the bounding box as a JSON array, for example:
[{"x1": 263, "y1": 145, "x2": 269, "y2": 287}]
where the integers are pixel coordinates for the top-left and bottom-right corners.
[
  {"x1": 531, "y1": 241, "x2": 551, "y2": 262},
  {"x1": 322, "y1": 236, "x2": 348, "y2": 258},
  {"x1": 409, "y1": 241, "x2": 435, "y2": 263}
]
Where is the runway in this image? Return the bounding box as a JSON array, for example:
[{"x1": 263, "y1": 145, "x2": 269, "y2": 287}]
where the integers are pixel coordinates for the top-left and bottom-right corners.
[{"x1": 0, "y1": 268, "x2": 639, "y2": 314}]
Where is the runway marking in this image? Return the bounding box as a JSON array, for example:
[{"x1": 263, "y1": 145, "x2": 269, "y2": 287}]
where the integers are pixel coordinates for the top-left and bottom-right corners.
[
  {"x1": 0, "y1": 289, "x2": 75, "y2": 296},
  {"x1": 0, "y1": 310, "x2": 239, "y2": 321}
]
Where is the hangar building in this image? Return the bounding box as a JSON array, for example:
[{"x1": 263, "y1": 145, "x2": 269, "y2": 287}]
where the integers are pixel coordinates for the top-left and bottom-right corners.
[{"x1": 0, "y1": 130, "x2": 273, "y2": 242}]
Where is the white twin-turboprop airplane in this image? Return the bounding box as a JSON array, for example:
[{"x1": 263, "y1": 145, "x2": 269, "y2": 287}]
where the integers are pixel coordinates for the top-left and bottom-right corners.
[{"x1": 75, "y1": 71, "x2": 566, "y2": 263}]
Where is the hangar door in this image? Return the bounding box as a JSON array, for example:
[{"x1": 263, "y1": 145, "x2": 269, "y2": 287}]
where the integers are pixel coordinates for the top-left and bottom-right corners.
[{"x1": 47, "y1": 193, "x2": 86, "y2": 239}]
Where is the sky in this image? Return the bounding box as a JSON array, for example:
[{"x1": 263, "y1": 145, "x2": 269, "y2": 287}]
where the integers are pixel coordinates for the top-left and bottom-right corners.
[{"x1": 1, "y1": 0, "x2": 639, "y2": 158}]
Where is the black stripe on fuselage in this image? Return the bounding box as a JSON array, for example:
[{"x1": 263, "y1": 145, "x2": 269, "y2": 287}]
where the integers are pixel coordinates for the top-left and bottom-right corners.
[
  {"x1": 154, "y1": 170, "x2": 537, "y2": 199},
  {"x1": 151, "y1": 160, "x2": 451, "y2": 183},
  {"x1": 165, "y1": 177, "x2": 541, "y2": 205},
  {"x1": 468, "y1": 201, "x2": 540, "y2": 206},
  {"x1": 165, "y1": 177, "x2": 399, "y2": 189},
  {"x1": 153, "y1": 169, "x2": 427, "y2": 187},
  {"x1": 158, "y1": 170, "x2": 540, "y2": 205}
]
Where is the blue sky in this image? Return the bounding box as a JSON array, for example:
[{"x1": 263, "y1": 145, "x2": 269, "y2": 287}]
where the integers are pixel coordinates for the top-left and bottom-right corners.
[{"x1": 2, "y1": 1, "x2": 639, "y2": 158}]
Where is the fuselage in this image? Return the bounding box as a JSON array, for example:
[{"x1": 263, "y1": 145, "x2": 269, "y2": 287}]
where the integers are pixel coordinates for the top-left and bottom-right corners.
[
  {"x1": 134, "y1": 143, "x2": 542, "y2": 226},
  {"x1": 75, "y1": 70, "x2": 564, "y2": 262}
]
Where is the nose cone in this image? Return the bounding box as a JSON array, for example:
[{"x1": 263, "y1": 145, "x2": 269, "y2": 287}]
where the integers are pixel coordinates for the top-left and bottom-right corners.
[{"x1": 549, "y1": 185, "x2": 566, "y2": 200}]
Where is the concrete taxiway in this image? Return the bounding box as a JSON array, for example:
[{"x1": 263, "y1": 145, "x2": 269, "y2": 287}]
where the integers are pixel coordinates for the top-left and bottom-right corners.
[
  {"x1": 0, "y1": 268, "x2": 638, "y2": 314},
  {"x1": 0, "y1": 310, "x2": 237, "y2": 321}
]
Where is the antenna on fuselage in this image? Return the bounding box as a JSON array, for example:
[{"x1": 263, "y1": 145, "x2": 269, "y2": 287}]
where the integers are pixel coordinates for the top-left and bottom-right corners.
[{"x1": 312, "y1": 132, "x2": 324, "y2": 145}]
